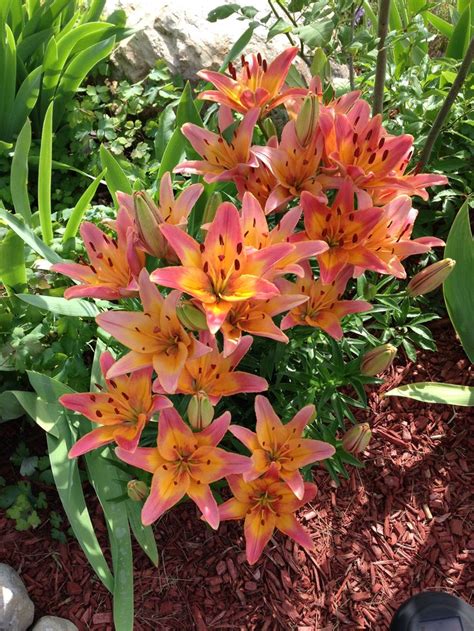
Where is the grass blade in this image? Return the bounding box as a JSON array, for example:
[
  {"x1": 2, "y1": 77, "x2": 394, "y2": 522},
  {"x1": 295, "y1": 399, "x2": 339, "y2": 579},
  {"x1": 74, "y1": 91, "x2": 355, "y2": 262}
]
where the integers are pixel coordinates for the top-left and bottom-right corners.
[{"x1": 38, "y1": 102, "x2": 54, "y2": 244}]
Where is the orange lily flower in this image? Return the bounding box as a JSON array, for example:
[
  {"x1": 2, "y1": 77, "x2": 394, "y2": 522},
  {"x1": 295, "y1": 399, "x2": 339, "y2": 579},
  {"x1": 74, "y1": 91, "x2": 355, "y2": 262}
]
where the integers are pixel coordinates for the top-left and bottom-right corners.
[
  {"x1": 116, "y1": 408, "x2": 250, "y2": 528},
  {"x1": 235, "y1": 153, "x2": 279, "y2": 212},
  {"x1": 95, "y1": 269, "x2": 210, "y2": 394},
  {"x1": 357, "y1": 195, "x2": 445, "y2": 278},
  {"x1": 285, "y1": 75, "x2": 361, "y2": 120},
  {"x1": 197, "y1": 47, "x2": 305, "y2": 115},
  {"x1": 51, "y1": 209, "x2": 145, "y2": 300},
  {"x1": 117, "y1": 172, "x2": 203, "y2": 262},
  {"x1": 300, "y1": 182, "x2": 385, "y2": 284},
  {"x1": 61, "y1": 351, "x2": 171, "y2": 457},
  {"x1": 219, "y1": 472, "x2": 317, "y2": 564},
  {"x1": 174, "y1": 108, "x2": 259, "y2": 183},
  {"x1": 279, "y1": 265, "x2": 372, "y2": 340},
  {"x1": 150, "y1": 202, "x2": 293, "y2": 334},
  {"x1": 318, "y1": 98, "x2": 447, "y2": 204},
  {"x1": 230, "y1": 396, "x2": 335, "y2": 498},
  {"x1": 253, "y1": 119, "x2": 324, "y2": 213},
  {"x1": 154, "y1": 332, "x2": 267, "y2": 405}
]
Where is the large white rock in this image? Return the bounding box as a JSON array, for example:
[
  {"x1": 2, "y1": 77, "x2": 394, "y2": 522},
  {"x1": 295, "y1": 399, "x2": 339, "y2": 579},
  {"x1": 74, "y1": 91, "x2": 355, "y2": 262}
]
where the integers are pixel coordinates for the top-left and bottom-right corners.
[
  {"x1": 32, "y1": 616, "x2": 79, "y2": 631},
  {"x1": 105, "y1": 0, "x2": 310, "y2": 82},
  {"x1": 0, "y1": 564, "x2": 34, "y2": 631}
]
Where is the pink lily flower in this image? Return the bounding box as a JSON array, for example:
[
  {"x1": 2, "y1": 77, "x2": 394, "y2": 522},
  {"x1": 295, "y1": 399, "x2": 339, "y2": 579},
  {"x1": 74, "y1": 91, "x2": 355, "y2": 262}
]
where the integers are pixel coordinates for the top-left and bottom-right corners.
[
  {"x1": 61, "y1": 351, "x2": 171, "y2": 457},
  {"x1": 279, "y1": 265, "x2": 372, "y2": 340},
  {"x1": 230, "y1": 396, "x2": 335, "y2": 498},
  {"x1": 219, "y1": 472, "x2": 317, "y2": 565},
  {"x1": 153, "y1": 333, "x2": 268, "y2": 405},
  {"x1": 96, "y1": 269, "x2": 210, "y2": 394},
  {"x1": 197, "y1": 47, "x2": 305, "y2": 115},
  {"x1": 51, "y1": 209, "x2": 145, "y2": 300},
  {"x1": 116, "y1": 408, "x2": 250, "y2": 529},
  {"x1": 174, "y1": 108, "x2": 260, "y2": 183},
  {"x1": 150, "y1": 202, "x2": 293, "y2": 334}
]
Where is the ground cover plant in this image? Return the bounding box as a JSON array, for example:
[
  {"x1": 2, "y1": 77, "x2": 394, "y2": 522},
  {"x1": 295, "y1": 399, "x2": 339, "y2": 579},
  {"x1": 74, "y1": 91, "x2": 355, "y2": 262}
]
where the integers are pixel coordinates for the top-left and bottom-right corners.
[{"x1": 1, "y1": 1, "x2": 473, "y2": 629}]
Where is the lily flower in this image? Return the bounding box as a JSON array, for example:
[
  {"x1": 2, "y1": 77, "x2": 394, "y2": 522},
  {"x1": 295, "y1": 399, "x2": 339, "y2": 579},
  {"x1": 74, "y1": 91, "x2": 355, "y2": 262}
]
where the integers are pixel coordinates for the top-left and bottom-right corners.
[
  {"x1": 240, "y1": 192, "x2": 328, "y2": 278},
  {"x1": 230, "y1": 396, "x2": 335, "y2": 498},
  {"x1": 61, "y1": 351, "x2": 171, "y2": 457},
  {"x1": 116, "y1": 408, "x2": 250, "y2": 529},
  {"x1": 253, "y1": 119, "x2": 324, "y2": 213},
  {"x1": 117, "y1": 173, "x2": 203, "y2": 262},
  {"x1": 174, "y1": 108, "x2": 260, "y2": 183},
  {"x1": 197, "y1": 48, "x2": 305, "y2": 115},
  {"x1": 359, "y1": 195, "x2": 445, "y2": 278},
  {"x1": 300, "y1": 182, "x2": 385, "y2": 284},
  {"x1": 96, "y1": 269, "x2": 210, "y2": 394},
  {"x1": 219, "y1": 472, "x2": 317, "y2": 564},
  {"x1": 279, "y1": 265, "x2": 372, "y2": 340},
  {"x1": 51, "y1": 209, "x2": 145, "y2": 300},
  {"x1": 318, "y1": 99, "x2": 447, "y2": 203},
  {"x1": 153, "y1": 332, "x2": 268, "y2": 404},
  {"x1": 235, "y1": 153, "x2": 279, "y2": 212},
  {"x1": 285, "y1": 75, "x2": 361, "y2": 120},
  {"x1": 150, "y1": 202, "x2": 293, "y2": 334}
]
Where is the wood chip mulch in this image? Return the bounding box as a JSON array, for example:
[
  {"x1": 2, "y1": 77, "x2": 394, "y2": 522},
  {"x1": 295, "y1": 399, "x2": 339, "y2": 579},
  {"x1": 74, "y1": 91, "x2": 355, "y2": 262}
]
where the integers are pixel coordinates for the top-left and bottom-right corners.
[{"x1": 1, "y1": 326, "x2": 472, "y2": 630}]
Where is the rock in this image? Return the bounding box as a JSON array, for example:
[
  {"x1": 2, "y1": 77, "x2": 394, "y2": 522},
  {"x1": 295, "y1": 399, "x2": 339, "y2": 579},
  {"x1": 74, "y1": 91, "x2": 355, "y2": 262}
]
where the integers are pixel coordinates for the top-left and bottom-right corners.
[
  {"x1": 0, "y1": 563, "x2": 34, "y2": 631},
  {"x1": 32, "y1": 616, "x2": 79, "y2": 631},
  {"x1": 104, "y1": 0, "x2": 312, "y2": 82}
]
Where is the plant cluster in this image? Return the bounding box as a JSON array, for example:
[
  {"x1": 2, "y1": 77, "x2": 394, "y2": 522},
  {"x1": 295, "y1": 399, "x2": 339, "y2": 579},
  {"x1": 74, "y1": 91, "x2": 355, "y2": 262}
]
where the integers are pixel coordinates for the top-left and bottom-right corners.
[{"x1": 50, "y1": 47, "x2": 450, "y2": 564}]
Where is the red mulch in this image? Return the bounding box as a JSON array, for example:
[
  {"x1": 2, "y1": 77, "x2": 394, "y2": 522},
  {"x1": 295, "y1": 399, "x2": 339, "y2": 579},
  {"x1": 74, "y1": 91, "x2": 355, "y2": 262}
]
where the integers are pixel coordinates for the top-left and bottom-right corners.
[{"x1": 1, "y1": 326, "x2": 473, "y2": 630}]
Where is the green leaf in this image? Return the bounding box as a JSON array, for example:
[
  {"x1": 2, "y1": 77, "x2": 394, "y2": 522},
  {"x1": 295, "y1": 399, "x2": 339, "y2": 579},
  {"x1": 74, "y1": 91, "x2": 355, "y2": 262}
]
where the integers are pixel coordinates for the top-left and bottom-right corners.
[
  {"x1": 127, "y1": 501, "x2": 159, "y2": 566},
  {"x1": 176, "y1": 82, "x2": 203, "y2": 129},
  {"x1": 296, "y1": 20, "x2": 334, "y2": 48},
  {"x1": 207, "y1": 4, "x2": 239, "y2": 22},
  {"x1": 10, "y1": 66, "x2": 43, "y2": 139},
  {"x1": 154, "y1": 103, "x2": 175, "y2": 161},
  {"x1": 219, "y1": 25, "x2": 257, "y2": 72},
  {"x1": 0, "y1": 391, "x2": 24, "y2": 421},
  {"x1": 310, "y1": 47, "x2": 328, "y2": 78},
  {"x1": 425, "y1": 11, "x2": 454, "y2": 38},
  {"x1": 0, "y1": 208, "x2": 63, "y2": 263},
  {"x1": 38, "y1": 102, "x2": 54, "y2": 245},
  {"x1": 386, "y1": 382, "x2": 474, "y2": 406},
  {"x1": 157, "y1": 128, "x2": 185, "y2": 182},
  {"x1": 268, "y1": 18, "x2": 292, "y2": 41},
  {"x1": 63, "y1": 169, "x2": 105, "y2": 241},
  {"x1": 16, "y1": 294, "x2": 101, "y2": 317},
  {"x1": 10, "y1": 119, "x2": 32, "y2": 224},
  {"x1": 0, "y1": 229, "x2": 26, "y2": 294},
  {"x1": 100, "y1": 145, "x2": 132, "y2": 205},
  {"x1": 0, "y1": 24, "x2": 17, "y2": 141},
  {"x1": 444, "y1": 200, "x2": 474, "y2": 362},
  {"x1": 9, "y1": 391, "x2": 62, "y2": 437},
  {"x1": 446, "y1": 7, "x2": 471, "y2": 59}
]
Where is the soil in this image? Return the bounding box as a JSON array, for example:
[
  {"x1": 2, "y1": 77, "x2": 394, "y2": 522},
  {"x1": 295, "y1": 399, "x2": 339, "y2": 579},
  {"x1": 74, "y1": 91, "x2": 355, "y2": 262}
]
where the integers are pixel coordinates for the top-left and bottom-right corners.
[{"x1": 1, "y1": 325, "x2": 472, "y2": 630}]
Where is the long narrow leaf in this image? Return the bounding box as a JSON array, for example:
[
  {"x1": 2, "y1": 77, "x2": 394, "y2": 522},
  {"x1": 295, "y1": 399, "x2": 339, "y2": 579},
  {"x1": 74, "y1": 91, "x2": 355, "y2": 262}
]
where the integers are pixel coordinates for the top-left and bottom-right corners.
[
  {"x1": 0, "y1": 208, "x2": 62, "y2": 263},
  {"x1": 446, "y1": 7, "x2": 471, "y2": 59},
  {"x1": 100, "y1": 145, "x2": 132, "y2": 204},
  {"x1": 0, "y1": 229, "x2": 27, "y2": 294},
  {"x1": 386, "y1": 382, "x2": 474, "y2": 406},
  {"x1": 63, "y1": 169, "x2": 105, "y2": 241},
  {"x1": 127, "y1": 501, "x2": 159, "y2": 567},
  {"x1": 10, "y1": 119, "x2": 33, "y2": 224},
  {"x1": 10, "y1": 67, "x2": 42, "y2": 143},
  {"x1": 16, "y1": 293, "x2": 101, "y2": 317},
  {"x1": 38, "y1": 102, "x2": 54, "y2": 244}
]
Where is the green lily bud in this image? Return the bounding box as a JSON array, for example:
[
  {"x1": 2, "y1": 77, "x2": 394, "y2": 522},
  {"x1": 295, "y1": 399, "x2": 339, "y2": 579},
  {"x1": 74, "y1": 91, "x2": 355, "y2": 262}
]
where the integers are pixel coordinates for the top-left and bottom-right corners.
[
  {"x1": 176, "y1": 302, "x2": 208, "y2": 331},
  {"x1": 127, "y1": 479, "x2": 149, "y2": 501},
  {"x1": 295, "y1": 94, "x2": 319, "y2": 147},
  {"x1": 342, "y1": 423, "x2": 372, "y2": 454},
  {"x1": 360, "y1": 344, "x2": 397, "y2": 376},
  {"x1": 133, "y1": 191, "x2": 163, "y2": 257},
  {"x1": 407, "y1": 258, "x2": 456, "y2": 297},
  {"x1": 262, "y1": 117, "x2": 277, "y2": 139},
  {"x1": 187, "y1": 393, "x2": 214, "y2": 430}
]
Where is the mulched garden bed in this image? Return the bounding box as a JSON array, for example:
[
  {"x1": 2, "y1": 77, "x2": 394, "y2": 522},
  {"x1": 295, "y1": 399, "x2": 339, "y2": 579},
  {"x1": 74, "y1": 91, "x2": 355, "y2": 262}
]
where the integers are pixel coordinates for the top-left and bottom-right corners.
[{"x1": 1, "y1": 325, "x2": 472, "y2": 630}]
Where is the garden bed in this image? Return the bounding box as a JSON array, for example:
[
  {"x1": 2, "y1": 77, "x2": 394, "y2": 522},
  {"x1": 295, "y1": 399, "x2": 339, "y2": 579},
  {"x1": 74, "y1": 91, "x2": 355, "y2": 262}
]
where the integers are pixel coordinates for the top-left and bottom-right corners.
[{"x1": 1, "y1": 325, "x2": 471, "y2": 630}]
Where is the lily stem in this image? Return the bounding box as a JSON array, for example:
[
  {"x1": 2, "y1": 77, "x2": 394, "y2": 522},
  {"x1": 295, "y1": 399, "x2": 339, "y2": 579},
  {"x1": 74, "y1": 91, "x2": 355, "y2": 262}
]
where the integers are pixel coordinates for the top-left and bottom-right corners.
[{"x1": 372, "y1": 0, "x2": 391, "y2": 116}]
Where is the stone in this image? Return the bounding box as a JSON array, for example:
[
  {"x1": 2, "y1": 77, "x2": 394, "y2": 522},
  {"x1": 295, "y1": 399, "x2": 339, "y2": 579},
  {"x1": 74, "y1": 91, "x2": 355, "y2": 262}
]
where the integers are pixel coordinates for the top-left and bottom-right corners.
[
  {"x1": 32, "y1": 616, "x2": 79, "y2": 631},
  {"x1": 104, "y1": 0, "x2": 312, "y2": 82},
  {"x1": 0, "y1": 563, "x2": 34, "y2": 631}
]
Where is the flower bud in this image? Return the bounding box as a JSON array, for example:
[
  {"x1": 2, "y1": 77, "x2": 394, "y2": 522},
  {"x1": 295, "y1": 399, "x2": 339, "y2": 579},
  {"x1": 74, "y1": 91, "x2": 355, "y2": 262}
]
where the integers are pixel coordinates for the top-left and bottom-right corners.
[
  {"x1": 176, "y1": 302, "x2": 208, "y2": 331},
  {"x1": 295, "y1": 94, "x2": 319, "y2": 147},
  {"x1": 187, "y1": 393, "x2": 214, "y2": 430},
  {"x1": 342, "y1": 423, "x2": 372, "y2": 454},
  {"x1": 127, "y1": 479, "x2": 149, "y2": 501},
  {"x1": 262, "y1": 117, "x2": 277, "y2": 139},
  {"x1": 201, "y1": 192, "x2": 223, "y2": 226},
  {"x1": 360, "y1": 344, "x2": 397, "y2": 376},
  {"x1": 407, "y1": 258, "x2": 456, "y2": 297},
  {"x1": 133, "y1": 191, "x2": 164, "y2": 258}
]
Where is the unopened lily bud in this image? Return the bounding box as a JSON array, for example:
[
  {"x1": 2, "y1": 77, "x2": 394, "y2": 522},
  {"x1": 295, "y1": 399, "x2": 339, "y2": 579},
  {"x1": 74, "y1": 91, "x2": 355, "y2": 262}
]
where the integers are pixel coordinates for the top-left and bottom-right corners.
[
  {"x1": 127, "y1": 479, "x2": 149, "y2": 501},
  {"x1": 201, "y1": 192, "x2": 223, "y2": 226},
  {"x1": 133, "y1": 191, "x2": 163, "y2": 257},
  {"x1": 262, "y1": 117, "x2": 277, "y2": 139},
  {"x1": 407, "y1": 258, "x2": 456, "y2": 297},
  {"x1": 187, "y1": 393, "x2": 214, "y2": 430},
  {"x1": 360, "y1": 344, "x2": 397, "y2": 376},
  {"x1": 295, "y1": 94, "x2": 319, "y2": 147},
  {"x1": 342, "y1": 423, "x2": 372, "y2": 454},
  {"x1": 176, "y1": 302, "x2": 208, "y2": 331}
]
